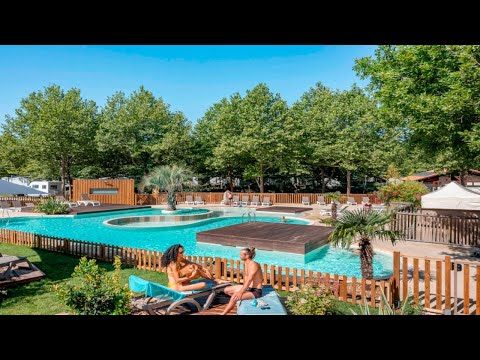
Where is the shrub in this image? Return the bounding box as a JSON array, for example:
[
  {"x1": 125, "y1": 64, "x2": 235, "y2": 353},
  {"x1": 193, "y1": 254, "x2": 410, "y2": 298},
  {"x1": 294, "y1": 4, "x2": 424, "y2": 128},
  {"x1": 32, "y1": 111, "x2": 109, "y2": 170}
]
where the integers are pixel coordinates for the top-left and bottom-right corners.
[
  {"x1": 351, "y1": 289, "x2": 422, "y2": 315},
  {"x1": 53, "y1": 256, "x2": 132, "y2": 315},
  {"x1": 34, "y1": 198, "x2": 69, "y2": 215},
  {"x1": 285, "y1": 278, "x2": 339, "y2": 315},
  {"x1": 376, "y1": 180, "x2": 429, "y2": 207}
]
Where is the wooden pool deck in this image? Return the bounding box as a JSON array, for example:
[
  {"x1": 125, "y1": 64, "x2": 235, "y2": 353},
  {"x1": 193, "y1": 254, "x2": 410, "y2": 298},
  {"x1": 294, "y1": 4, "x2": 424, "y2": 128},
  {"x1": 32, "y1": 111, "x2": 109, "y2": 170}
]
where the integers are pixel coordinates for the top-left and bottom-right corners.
[
  {"x1": 255, "y1": 206, "x2": 313, "y2": 214},
  {"x1": 68, "y1": 204, "x2": 151, "y2": 215},
  {"x1": 197, "y1": 222, "x2": 333, "y2": 254}
]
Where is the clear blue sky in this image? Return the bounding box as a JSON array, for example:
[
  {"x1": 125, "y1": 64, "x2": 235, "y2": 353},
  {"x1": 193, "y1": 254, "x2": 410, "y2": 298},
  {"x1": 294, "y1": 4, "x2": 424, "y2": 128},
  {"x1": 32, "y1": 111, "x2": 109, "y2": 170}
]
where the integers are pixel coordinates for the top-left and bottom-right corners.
[{"x1": 0, "y1": 45, "x2": 376, "y2": 126}]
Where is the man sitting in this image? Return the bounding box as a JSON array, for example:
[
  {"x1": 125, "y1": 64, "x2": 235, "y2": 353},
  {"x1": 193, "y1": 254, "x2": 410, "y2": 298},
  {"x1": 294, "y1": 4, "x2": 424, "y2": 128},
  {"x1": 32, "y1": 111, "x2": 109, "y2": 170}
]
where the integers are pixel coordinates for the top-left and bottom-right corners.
[{"x1": 221, "y1": 247, "x2": 263, "y2": 315}]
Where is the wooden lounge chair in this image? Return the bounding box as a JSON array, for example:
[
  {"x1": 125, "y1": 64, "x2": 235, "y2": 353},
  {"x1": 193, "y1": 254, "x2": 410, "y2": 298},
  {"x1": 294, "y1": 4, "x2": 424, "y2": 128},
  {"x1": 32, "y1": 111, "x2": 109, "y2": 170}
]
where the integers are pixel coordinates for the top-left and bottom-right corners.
[
  {"x1": 185, "y1": 195, "x2": 195, "y2": 205},
  {"x1": 241, "y1": 195, "x2": 250, "y2": 206},
  {"x1": 302, "y1": 196, "x2": 310, "y2": 205},
  {"x1": 361, "y1": 197, "x2": 369, "y2": 205},
  {"x1": 261, "y1": 196, "x2": 271, "y2": 206},
  {"x1": 1, "y1": 201, "x2": 11, "y2": 216},
  {"x1": 129, "y1": 275, "x2": 230, "y2": 315},
  {"x1": 250, "y1": 195, "x2": 261, "y2": 206},
  {"x1": 316, "y1": 196, "x2": 325, "y2": 206},
  {"x1": 346, "y1": 197, "x2": 357, "y2": 205},
  {"x1": 194, "y1": 196, "x2": 205, "y2": 205},
  {"x1": 78, "y1": 194, "x2": 100, "y2": 206}
]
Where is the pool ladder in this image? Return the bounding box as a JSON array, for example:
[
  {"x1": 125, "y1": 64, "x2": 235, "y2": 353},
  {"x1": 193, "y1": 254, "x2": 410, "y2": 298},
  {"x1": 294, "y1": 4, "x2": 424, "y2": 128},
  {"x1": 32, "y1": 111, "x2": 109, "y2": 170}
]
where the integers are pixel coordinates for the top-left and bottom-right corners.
[{"x1": 242, "y1": 212, "x2": 256, "y2": 223}]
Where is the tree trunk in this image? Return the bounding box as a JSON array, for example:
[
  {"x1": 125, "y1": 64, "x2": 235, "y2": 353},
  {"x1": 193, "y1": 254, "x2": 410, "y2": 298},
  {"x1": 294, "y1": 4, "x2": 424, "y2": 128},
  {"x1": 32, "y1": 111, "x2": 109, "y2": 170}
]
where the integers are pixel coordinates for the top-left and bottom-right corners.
[
  {"x1": 259, "y1": 164, "x2": 264, "y2": 193},
  {"x1": 359, "y1": 239, "x2": 374, "y2": 279},
  {"x1": 167, "y1": 191, "x2": 177, "y2": 211},
  {"x1": 321, "y1": 167, "x2": 325, "y2": 193},
  {"x1": 331, "y1": 202, "x2": 338, "y2": 220},
  {"x1": 460, "y1": 169, "x2": 466, "y2": 186},
  {"x1": 229, "y1": 168, "x2": 234, "y2": 192},
  {"x1": 60, "y1": 159, "x2": 66, "y2": 197},
  {"x1": 346, "y1": 170, "x2": 351, "y2": 195}
]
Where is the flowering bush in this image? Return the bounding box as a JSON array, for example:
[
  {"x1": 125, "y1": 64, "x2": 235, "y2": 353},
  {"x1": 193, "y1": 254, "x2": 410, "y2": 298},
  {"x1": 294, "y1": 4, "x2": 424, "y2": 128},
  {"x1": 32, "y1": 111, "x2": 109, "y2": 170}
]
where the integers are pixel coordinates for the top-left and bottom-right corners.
[
  {"x1": 285, "y1": 278, "x2": 339, "y2": 315},
  {"x1": 376, "y1": 180, "x2": 429, "y2": 206}
]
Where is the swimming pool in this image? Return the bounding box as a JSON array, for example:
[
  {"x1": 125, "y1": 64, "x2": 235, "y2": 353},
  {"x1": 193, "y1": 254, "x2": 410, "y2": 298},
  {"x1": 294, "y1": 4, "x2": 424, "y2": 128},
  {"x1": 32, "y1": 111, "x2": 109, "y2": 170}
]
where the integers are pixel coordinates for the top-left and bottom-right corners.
[{"x1": 0, "y1": 207, "x2": 392, "y2": 277}]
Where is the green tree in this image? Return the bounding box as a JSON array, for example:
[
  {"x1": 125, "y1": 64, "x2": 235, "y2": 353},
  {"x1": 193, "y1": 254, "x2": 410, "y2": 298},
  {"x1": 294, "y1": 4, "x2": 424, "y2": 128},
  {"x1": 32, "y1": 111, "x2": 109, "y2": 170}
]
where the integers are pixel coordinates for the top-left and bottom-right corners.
[
  {"x1": 355, "y1": 45, "x2": 480, "y2": 184},
  {"x1": 139, "y1": 165, "x2": 192, "y2": 210},
  {"x1": 96, "y1": 86, "x2": 192, "y2": 178},
  {"x1": 1, "y1": 85, "x2": 98, "y2": 193},
  {"x1": 329, "y1": 209, "x2": 404, "y2": 279},
  {"x1": 238, "y1": 84, "x2": 291, "y2": 193}
]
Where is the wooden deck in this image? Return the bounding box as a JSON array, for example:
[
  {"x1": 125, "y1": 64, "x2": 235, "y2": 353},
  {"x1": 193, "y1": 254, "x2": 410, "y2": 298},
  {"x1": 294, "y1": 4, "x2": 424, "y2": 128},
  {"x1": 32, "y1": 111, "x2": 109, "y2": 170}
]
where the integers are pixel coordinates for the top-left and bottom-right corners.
[
  {"x1": 0, "y1": 261, "x2": 45, "y2": 288},
  {"x1": 255, "y1": 206, "x2": 313, "y2": 214},
  {"x1": 197, "y1": 222, "x2": 333, "y2": 254}
]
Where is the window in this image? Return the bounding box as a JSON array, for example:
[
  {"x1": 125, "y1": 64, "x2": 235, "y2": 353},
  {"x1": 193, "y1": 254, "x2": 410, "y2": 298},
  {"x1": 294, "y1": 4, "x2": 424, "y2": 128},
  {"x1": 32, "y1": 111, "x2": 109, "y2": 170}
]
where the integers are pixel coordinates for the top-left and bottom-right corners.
[
  {"x1": 90, "y1": 188, "x2": 119, "y2": 195},
  {"x1": 32, "y1": 185, "x2": 39, "y2": 189},
  {"x1": 50, "y1": 185, "x2": 58, "y2": 190},
  {"x1": 42, "y1": 185, "x2": 47, "y2": 189}
]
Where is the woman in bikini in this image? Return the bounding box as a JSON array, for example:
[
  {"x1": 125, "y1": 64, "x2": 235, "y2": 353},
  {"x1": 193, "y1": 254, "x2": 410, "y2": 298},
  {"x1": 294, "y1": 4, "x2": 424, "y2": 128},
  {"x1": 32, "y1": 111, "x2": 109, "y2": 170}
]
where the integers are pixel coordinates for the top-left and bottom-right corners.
[{"x1": 161, "y1": 244, "x2": 220, "y2": 291}]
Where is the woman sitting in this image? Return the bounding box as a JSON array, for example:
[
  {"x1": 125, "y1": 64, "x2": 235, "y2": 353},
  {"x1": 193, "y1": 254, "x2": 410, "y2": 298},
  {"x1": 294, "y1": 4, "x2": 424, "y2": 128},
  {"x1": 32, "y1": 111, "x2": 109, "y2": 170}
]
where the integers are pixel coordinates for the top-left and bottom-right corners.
[{"x1": 161, "y1": 244, "x2": 222, "y2": 292}]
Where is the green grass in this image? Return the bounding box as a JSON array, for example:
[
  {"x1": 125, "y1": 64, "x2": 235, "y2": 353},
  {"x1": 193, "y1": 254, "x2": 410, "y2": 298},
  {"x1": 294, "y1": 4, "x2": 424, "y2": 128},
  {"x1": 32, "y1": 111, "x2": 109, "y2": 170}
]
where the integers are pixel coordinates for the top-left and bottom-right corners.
[{"x1": 0, "y1": 243, "x2": 168, "y2": 315}]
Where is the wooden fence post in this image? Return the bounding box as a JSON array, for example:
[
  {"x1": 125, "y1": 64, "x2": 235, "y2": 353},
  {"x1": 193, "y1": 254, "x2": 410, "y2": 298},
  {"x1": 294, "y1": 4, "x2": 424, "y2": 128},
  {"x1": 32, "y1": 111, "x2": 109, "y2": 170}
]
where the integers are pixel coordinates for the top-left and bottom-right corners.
[
  {"x1": 393, "y1": 251, "x2": 400, "y2": 306},
  {"x1": 214, "y1": 257, "x2": 221, "y2": 279}
]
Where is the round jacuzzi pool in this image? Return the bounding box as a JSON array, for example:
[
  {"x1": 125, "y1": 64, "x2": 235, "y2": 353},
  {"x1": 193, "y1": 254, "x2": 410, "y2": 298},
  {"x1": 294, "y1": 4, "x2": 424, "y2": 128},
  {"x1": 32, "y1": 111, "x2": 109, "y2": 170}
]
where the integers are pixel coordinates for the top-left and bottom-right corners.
[{"x1": 104, "y1": 208, "x2": 215, "y2": 228}]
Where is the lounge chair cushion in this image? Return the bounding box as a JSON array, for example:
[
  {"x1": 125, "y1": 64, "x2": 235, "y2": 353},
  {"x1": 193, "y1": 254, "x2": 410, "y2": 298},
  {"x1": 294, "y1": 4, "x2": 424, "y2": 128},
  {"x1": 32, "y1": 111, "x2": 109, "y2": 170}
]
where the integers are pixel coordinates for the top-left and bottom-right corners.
[{"x1": 237, "y1": 285, "x2": 287, "y2": 315}]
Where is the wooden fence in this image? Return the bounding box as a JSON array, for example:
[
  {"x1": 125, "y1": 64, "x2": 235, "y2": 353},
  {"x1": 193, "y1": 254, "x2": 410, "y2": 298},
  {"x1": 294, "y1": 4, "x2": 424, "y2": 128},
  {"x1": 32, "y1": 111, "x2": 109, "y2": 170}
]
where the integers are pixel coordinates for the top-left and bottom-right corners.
[
  {"x1": 0, "y1": 196, "x2": 47, "y2": 205},
  {"x1": 135, "y1": 192, "x2": 381, "y2": 206},
  {"x1": 392, "y1": 252, "x2": 480, "y2": 315},
  {"x1": 393, "y1": 212, "x2": 480, "y2": 246},
  {"x1": 0, "y1": 228, "x2": 391, "y2": 309}
]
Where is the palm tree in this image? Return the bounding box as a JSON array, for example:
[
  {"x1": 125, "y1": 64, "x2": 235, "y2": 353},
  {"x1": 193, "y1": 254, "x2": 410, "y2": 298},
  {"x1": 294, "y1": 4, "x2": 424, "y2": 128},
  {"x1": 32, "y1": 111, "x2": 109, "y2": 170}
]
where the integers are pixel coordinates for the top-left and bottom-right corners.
[
  {"x1": 140, "y1": 165, "x2": 192, "y2": 211},
  {"x1": 329, "y1": 209, "x2": 404, "y2": 279}
]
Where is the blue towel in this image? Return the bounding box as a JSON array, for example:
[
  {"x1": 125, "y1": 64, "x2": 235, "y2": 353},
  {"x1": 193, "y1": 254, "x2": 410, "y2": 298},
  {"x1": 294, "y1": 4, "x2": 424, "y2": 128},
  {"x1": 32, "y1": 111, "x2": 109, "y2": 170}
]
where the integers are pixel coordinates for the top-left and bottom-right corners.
[{"x1": 237, "y1": 286, "x2": 287, "y2": 315}]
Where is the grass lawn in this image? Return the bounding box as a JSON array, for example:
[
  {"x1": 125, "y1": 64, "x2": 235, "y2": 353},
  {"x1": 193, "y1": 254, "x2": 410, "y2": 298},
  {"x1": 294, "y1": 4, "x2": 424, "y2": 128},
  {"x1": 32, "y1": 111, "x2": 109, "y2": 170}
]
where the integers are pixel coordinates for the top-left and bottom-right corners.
[
  {"x1": 0, "y1": 243, "x2": 168, "y2": 315},
  {"x1": 1, "y1": 243, "x2": 379, "y2": 315}
]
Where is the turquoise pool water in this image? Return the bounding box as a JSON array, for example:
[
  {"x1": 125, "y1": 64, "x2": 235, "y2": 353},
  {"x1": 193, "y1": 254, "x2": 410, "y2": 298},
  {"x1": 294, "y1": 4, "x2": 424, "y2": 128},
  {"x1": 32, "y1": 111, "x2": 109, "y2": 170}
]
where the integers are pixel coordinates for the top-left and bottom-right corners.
[{"x1": 0, "y1": 208, "x2": 392, "y2": 277}]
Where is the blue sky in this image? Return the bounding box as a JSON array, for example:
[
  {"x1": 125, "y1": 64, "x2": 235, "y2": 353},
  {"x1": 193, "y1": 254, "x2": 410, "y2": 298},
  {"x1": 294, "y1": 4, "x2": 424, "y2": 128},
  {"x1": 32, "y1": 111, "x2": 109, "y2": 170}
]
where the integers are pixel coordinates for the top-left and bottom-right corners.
[{"x1": 0, "y1": 45, "x2": 376, "y2": 126}]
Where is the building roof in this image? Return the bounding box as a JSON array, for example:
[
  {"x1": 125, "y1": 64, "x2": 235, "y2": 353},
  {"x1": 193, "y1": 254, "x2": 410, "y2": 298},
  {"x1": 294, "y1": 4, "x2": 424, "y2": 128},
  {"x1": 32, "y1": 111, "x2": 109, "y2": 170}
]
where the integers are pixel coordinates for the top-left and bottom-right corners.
[{"x1": 401, "y1": 170, "x2": 439, "y2": 181}]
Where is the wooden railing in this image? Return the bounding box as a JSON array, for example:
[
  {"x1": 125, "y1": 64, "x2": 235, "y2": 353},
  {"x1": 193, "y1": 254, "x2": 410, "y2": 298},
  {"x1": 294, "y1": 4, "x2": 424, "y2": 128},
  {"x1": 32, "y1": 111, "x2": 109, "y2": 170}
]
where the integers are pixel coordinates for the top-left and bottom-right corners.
[
  {"x1": 135, "y1": 192, "x2": 381, "y2": 206},
  {"x1": 0, "y1": 228, "x2": 391, "y2": 308},
  {"x1": 393, "y1": 212, "x2": 480, "y2": 246},
  {"x1": 392, "y1": 252, "x2": 480, "y2": 314}
]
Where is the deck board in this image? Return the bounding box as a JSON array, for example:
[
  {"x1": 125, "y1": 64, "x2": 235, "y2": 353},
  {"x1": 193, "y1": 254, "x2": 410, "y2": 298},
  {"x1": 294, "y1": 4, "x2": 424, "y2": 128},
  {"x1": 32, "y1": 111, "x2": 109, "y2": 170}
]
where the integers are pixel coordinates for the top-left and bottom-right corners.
[{"x1": 197, "y1": 222, "x2": 332, "y2": 254}]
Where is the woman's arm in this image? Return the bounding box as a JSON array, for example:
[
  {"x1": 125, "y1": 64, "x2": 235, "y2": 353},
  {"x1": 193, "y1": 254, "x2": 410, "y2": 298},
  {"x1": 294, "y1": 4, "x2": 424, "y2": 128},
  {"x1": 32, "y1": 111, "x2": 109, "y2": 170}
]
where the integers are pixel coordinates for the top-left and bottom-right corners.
[{"x1": 168, "y1": 263, "x2": 195, "y2": 284}]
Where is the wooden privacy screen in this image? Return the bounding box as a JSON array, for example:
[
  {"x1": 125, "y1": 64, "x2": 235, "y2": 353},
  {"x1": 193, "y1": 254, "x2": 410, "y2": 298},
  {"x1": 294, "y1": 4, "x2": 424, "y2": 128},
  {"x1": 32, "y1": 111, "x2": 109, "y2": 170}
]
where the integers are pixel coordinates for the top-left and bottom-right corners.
[{"x1": 73, "y1": 179, "x2": 135, "y2": 205}]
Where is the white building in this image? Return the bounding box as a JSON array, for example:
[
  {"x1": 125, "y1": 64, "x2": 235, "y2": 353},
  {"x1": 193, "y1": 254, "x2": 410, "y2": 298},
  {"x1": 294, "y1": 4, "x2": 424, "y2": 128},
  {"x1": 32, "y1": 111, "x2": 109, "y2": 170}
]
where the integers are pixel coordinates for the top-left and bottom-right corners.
[{"x1": 1, "y1": 176, "x2": 31, "y2": 187}]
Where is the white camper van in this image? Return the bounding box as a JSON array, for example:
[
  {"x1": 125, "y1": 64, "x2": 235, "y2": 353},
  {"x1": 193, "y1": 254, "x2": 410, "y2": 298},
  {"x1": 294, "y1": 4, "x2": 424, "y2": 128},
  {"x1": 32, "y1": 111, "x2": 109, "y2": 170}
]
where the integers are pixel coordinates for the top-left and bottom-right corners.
[{"x1": 29, "y1": 181, "x2": 65, "y2": 196}]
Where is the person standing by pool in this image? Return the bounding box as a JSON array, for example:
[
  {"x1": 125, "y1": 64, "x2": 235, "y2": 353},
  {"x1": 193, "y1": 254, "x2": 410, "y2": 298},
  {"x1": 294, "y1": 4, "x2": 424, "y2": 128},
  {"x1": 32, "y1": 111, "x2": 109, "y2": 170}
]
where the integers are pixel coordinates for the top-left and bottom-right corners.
[
  {"x1": 221, "y1": 247, "x2": 263, "y2": 315},
  {"x1": 228, "y1": 191, "x2": 233, "y2": 206}
]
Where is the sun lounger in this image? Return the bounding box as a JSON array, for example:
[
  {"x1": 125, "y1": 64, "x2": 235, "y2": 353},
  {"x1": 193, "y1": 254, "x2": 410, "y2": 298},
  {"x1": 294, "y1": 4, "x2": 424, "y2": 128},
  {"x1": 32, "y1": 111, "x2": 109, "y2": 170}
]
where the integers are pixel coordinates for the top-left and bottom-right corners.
[
  {"x1": 302, "y1": 196, "x2": 310, "y2": 205},
  {"x1": 237, "y1": 285, "x2": 287, "y2": 315},
  {"x1": 232, "y1": 195, "x2": 240, "y2": 206},
  {"x1": 185, "y1": 195, "x2": 195, "y2": 205},
  {"x1": 241, "y1": 195, "x2": 250, "y2": 206},
  {"x1": 194, "y1": 196, "x2": 205, "y2": 205},
  {"x1": 56, "y1": 195, "x2": 79, "y2": 208},
  {"x1": 361, "y1": 197, "x2": 369, "y2": 205},
  {"x1": 1, "y1": 201, "x2": 12, "y2": 216},
  {"x1": 9, "y1": 200, "x2": 23, "y2": 212},
  {"x1": 250, "y1": 195, "x2": 260, "y2": 206},
  {"x1": 316, "y1": 196, "x2": 325, "y2": 206},
  {"x1": 129, "y1": 275, "x2": 230, "y2": 315},
  {"x1": 78, "y1": 194, "x2": 101, "y2": 206},
  {"x1": 346, "y1": 197, "x2": 357, "y2": 205},
  {"x1": 261, "y1": 196, "x2": 271, "y2": 206}
]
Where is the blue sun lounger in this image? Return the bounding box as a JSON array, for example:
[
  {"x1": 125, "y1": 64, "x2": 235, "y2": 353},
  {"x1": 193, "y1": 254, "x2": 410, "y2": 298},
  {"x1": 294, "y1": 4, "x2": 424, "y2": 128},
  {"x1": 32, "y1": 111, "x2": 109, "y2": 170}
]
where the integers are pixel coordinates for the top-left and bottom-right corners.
[
  {"x1": 129, "y1": 275, "x2": 230, "y2": 315},
  {"x1": 237, "y1": 285, "x2": 287, "y2": 315}
]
